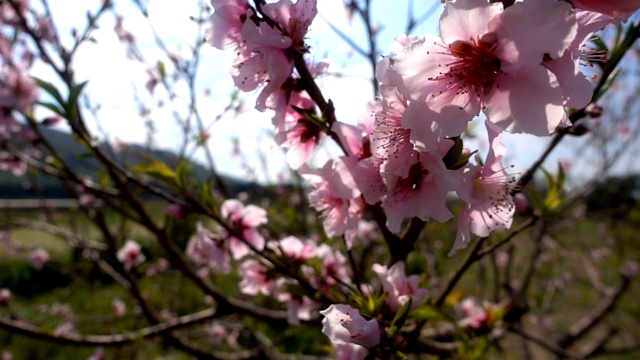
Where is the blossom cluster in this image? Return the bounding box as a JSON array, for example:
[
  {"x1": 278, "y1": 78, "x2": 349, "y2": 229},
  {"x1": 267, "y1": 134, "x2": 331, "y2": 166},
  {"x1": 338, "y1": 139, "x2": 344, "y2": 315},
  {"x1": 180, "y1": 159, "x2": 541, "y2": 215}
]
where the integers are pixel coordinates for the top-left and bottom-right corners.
[
  {"x1": 207, "y1": 0, "x2": 628, "y2": 257},
  {"x1": 203, "y1": 0, "x2": 640, "y2": 355}
]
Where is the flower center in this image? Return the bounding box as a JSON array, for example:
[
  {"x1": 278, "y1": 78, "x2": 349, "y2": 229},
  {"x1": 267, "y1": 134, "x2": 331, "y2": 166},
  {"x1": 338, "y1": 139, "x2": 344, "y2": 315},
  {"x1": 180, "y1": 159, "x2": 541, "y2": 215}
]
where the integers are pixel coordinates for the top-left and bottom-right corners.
[{"x1": 432, "y1": 32, "x2": 502, "y2": 105}]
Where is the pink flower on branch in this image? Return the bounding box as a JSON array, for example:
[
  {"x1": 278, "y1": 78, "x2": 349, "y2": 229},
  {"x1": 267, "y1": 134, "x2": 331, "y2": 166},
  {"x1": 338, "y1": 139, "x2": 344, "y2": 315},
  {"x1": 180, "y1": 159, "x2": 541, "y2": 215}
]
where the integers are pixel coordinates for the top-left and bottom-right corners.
[
  {"x1": 569, "y1": 0, "x2": 640, "y2": 19},
  {"x1": 207, "y1": 0, "x2": 319, "y2": 111},
  {"x1": 372, "y1": 261, "x2": 429, "y2": 312},
  {"x1": 220, "y1": 199, "x2": 267, "y2": 259},
  {"x1": 320, "y1": 304, "x2": 381, "y2": 349},
  {"x1": 186, "y1": 222, "x2": 231, "y2": 274},
  {"x1": 381, "y1": 144, "x2": 460, "y2": 233},
  {"x1": 382, "y1": 0, "x2": 580, "y2": 136},
  {"x1": 238, "y1": 259, "x2": 277, "y2": 296},
  {"x1": 27, "y1": 247, "x2": 49, "y2": 270},
  {"x1": 451, "y1": 120, "x2": 517, "y2": 256},
  {"x1": 302, "y1": 158, "x2": 363, "y2": 244},
  {"x1": 116, "y1": 240, "x2": 145, "y2": 271}
]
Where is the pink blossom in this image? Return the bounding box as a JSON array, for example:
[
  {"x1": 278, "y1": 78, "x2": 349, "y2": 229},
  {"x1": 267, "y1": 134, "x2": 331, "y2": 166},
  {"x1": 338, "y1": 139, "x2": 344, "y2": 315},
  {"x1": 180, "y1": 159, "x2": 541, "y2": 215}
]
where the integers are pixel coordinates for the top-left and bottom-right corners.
[
  {"x1": 274, "y1": 115, "x2": 324, "y2": 169},
  {"x1": 372, "y1": 262, "x2": 429, "y2": 312},
  {"x1": 569, "y1": 0, "x2": 640, "y2": 19},
  {"x1": 116, "y1": 240, "x2": 145, "y2": 271},
  {"x1": 269, "y1": 235, "x2": 316, "y2": 263},
  {"x1": 0, "y1": 0, "x2": 29, "y2": 27},
  {"x1": 451, "y1": 121, "x2": 516, "y2": 256},
  {"x1": 224, "y1": 0, "x2": 318, "y2": 111},
  {"x1": 383, "y1": 0, "x2": 578, "y2": 136},
  {"x1": 333, "y1": 343, "x2": 368, "y2": 360},
  {"x1": 276, "y1": 287, "x2": 318, "y2": 325},
  {"x1": 314, "y1": 244, "x2": 351, "y2": 288},
  {"x1": 206, "y1": 0, "x2": 249, "y2": 50},
  {"x1": 186, "y1": 222, "x2": 231, "y2": 274},
  {"x1": 456, "y1": 297, "x2": 491, "y2": 329},
  {"x1": 0, "y1": 65, "x2": 39, "y2": 114},
  {"x1": 205, "y1": 322, "x2": 227, "y2": 344},
  {"x1": 164, "y1": 203, "x2": 187, "y2": 219},
  {"x1": 370, "y1": 85, "x2": 418, "y2": 176},
  {"x1": 238, "y1": 259, "x2": 277, "y2": 296},
  {"x1": 220, "y1": 199, "x2": 267, "y2": 259},
  {"x1": 0, "y1": 152, "x2": 27, "y2": 177},
  {"x1": 0, "y1": 288, "x2": 11, "y2": 305},
  {"x1": 111, "y1": 298, "x2": 126, "y2": 316},
  {"x1": 27, "y1": 247, "x2": 49, "y2": 270},
  {"x1": 382, "y1": 144, "x2": 460, "y2": 233},
  {"x1": 302, "y1": 158, "x2": 363, "y2": 243},
  {"x1": 320, "y1": 304, "x2": 381, "y2": 349}
]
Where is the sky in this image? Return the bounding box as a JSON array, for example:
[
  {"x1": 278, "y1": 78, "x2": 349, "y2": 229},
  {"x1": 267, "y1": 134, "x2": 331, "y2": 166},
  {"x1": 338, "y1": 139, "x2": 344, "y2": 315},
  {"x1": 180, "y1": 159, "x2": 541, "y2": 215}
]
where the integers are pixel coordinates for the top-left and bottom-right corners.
[{"x1": 28, "y1": 0, "x2": 640, "y2": 186}]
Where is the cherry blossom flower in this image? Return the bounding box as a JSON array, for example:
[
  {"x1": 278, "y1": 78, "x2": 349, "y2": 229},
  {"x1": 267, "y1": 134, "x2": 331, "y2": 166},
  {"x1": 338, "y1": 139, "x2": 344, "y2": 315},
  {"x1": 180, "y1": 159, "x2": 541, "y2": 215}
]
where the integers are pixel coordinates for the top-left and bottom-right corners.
[
  {"x1": 205, "y1": 322, "x2": 227, "y2": 344},
  {"x1": 314, "y1": 244, "x2": 351, "y2": 288},
  {"x1": 269, "y1": 235, "x2": 316, "y2": 264},
  {"x1": 301, "y1": 158, "x2": 363, "y2": 243},
  {"x1": 456, "y1": 297, "x2": 488, "y2": 329},
  {"x1": 111, "y1": 298, "x2": 126, "y2": 317},
  {"x1": 0, "y1": 288, "x2": 11, "y2": 305},
  {"x1": 0, "y1": 152, "x2": 27, "y2": 177},
  {"x1": 569, "y1": 0, "x2": 640, "y2": 19},
  {"x1": 276, "y1": 288, "x2": 318, "y2": 325},
  {"x1": 382, "y1": 0, "x2": 579, "y2": 136},
  {"x1": 206, "y1": 0, "x2": 249, "y2": 50},
  {"x1": 186, "y1": 222, "x2": 231, "y2": 274},
  {"x1": 451, "y1": 120, "x2": 516, "y2": 256},
  {"x1": 333, "y1": 343, "x2": 368, "y2": 360},
  {"x1": 116, "y1": 240, "x2": 145, "y2": 271},
  {"x1": 370, "y1": 85, "x2": 418, "y2": 175},
  {"x1": 220, "y1": 199, "x2": 267, "y2": 259},
  {"x1": 274, "y1": 114, "x2": 324, "y2": 169},
  {"x1": 372, "y1": 261, "x2": 429, "y2": 312},
  {"x1": 164, "y1": 203, "x2": 188, "y2": 219},
  {"x1": 210, "y1": 0, "x2": 318, "y2": 111},
  {"x1": 0, "y1": 65, "x2": 39, "y2": 114},
  {"x1": 238, "y1": 259, "x2": 277, "y2": 296},
  {"x1": 27, "y1": 247, "x2": 49, "y2": 270},
  {"x1": 320, "y1": 304, "x2": 381, "y2": 349},
  {"x1": 382, "y1": 144, "x2": 460, "y2": 233}
]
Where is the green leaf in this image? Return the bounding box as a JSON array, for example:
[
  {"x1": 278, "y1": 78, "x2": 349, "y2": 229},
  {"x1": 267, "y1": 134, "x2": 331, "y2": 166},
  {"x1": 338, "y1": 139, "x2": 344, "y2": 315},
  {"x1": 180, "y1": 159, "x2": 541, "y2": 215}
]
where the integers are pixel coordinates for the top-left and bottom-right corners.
[
  {"x1": 156, "y1": 60, "x2": 166, "y2": 79},
  {"x1": 372, "y1": 293, "x2": 388, "y2": 315},
  {"x1": 133, "y1": 159, "x2": 178, "y2": 188},
  {"x1": 388, "y1": 298, "x2": 412, "y2": 338},
  {"x1": 409, "y1": 304, "x2": 448, "y2": 321},
  {"x1": 32, "y1": 77, "x2": 66, "y2": 107},
  {"x1": 67, "y1": 81, "x2": 89, "y2": 120},
  {"x1": 175, "y1": 159, "x2": 193, "y2": 192},
  {"x1": 36, "y1": 101, "x2": 66, "y2": 118}
]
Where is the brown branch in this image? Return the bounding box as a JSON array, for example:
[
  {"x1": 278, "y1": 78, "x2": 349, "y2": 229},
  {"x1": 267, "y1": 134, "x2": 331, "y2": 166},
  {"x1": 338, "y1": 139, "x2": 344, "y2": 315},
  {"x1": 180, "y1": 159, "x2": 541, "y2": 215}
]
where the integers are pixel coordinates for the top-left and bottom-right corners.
[
  {"x1": 0, "y1": 307, "x2": 219, "y2": 347},
  {"x1": 435, "y1": 236, "x2": 488, "y2": 307},
  {"x1": 557, "y1": 276, "x2": 631, "y2": 349},
  {"x1": 510, "y1": 324, "x2": 584, "y2": 360}
]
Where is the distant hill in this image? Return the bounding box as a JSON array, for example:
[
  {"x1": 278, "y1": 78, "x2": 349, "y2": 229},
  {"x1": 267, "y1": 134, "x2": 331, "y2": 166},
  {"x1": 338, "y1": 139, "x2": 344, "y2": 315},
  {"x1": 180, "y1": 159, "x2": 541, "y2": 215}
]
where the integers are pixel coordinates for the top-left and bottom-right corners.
[{"x1": 0, "y1": 127, "x2": 255, "y2": 199}]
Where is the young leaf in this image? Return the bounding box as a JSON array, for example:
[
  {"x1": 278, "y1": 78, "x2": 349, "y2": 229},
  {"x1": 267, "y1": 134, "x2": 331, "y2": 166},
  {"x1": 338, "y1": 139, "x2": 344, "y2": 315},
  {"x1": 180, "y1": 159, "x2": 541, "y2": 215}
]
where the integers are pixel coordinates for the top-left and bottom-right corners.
[
  {"x1": 388, "y1": 298, "x2": 412, "y2": 338},
  {"x1": 67, "y1": 81, "x2": 89, "y2": 120}
]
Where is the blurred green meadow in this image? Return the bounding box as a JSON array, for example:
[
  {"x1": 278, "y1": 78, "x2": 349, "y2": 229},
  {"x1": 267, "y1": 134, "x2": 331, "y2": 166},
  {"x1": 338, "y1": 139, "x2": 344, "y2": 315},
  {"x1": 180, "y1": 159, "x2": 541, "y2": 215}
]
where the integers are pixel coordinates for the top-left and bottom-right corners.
[{"x1": 1, "y1": 180, "x2": 640, "y2": 359}]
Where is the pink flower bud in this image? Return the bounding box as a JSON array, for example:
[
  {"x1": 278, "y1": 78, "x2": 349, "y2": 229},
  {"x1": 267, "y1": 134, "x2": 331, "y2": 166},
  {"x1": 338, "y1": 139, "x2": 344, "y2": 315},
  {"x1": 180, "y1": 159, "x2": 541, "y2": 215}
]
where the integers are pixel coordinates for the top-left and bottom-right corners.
[
  {"x1": 0, "y1": 288, "x2": 11, "y2": 305},
  {"x1": 116, "y1": 240, "x2": 145, "y2": 271},
  {"x1": 27, "y1": 248, "x2": 49, "y2": 270}
]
